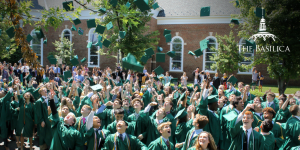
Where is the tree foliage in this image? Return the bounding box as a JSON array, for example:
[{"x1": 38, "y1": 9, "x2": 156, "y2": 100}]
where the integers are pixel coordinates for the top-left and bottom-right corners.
[{"x1": 49, "y1": 37, "x2": 75, "y2": 66}]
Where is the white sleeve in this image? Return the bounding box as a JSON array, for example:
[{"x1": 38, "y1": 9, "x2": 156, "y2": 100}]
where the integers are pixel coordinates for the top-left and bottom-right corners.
[
  {"x1": 202, "y1": 88, "x2": 209, "y2": 100},
  {"x1": 86, "y1": 111, "x2": 95, "y2": 131},
  {"x1": 144, "y1": 104, "x2": 152, "y2": 113},
  {"x1": 87, "y1": 92, "x2": 94, "y2": 98}
]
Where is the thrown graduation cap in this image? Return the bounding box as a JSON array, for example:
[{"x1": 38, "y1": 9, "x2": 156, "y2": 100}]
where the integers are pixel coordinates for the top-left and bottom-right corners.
[
  {"x1": 103, "y1": 39, "x2": 111, "y2": 48},
  {"x1": 26, "y1": 34, "x2": 33, "y2": 43},
  {"x1": 157, "y1": 46, "x2": 163, "y2": 52},
  {"x1": 165, "y1": 34, "x2": 171, "y2": 43},
  {"x1": 153, "y1": 77, "x2": 159, "y2": 81},
  {"x1": 156, "y1": 53, "x2": 165, "y2": 63},
  {"x1": 119, "y1": 31, "x2": 126, "y2": 38},
  {"x1": 106, "y1": 22, "x2": 113, "y2": 30},
  {"x1": 87, "y1": 19, "x2": 96, "y2": 28},
  {"x1": 255, "y1": 7, "x2": 265, "y2": 18},
  {"x1": 200, "y1": 39, "x2": 209, "y2": 51},
  {"x1": 95, "y1": 25, "x2": 105, "y2": 34},
  {"x1": 230, "y1": 19, "x2": 239, "y2": 25},
  {"x1": 167, "y1": 51, "x2": 176, "y2": 58},
  {"x1": 175, "y1": 109, "x2": 188, "y2": 119},
  {"x1": 96, "y1": 41, "x2": 102, "y2": 48},
  {"x1": 154, "y1": 66, "x2": 164, "y2": 75},
  {"x1": 170, "y1": 78, "x2": 178, "y2": 83},
  {"x1": 78, "y1": 27, "x2": 84, "y2": 35},
  {"x1": 25, "y1": 74, "x2": 32, "y2": 81},
  {"x1": 134, "y1": 0, "x2": 151, "y2": 12},
  {"x1": 140, "y1": 55, "x2": 149, "y2": 64},
  {"x1": 63, "y1": 71, "x2": 72, "y2": 81},
  {"x1": 179, "y1": 92, "x2": 186, "y2": 101},
  {"x1": 188, "y1": 51, "x2": 195, "y2": 56},
  {"x1": 43, "y1": 77, "x2": 49, "y2": 83},
  {"x1": 81, "y1": 57, "x2": 87, "y2": 63},
  {"x1": 163, "y1": 29, "x2": 171, "y2": 36},
  {"x1": 99, "y1": 8, "x2": 106, "y2": 13},
  {"x1": 246, "y1": 39, "x2": 256, "y2": 50},
  {"x1": 122, "y1": 53, "x2": 144, "y2": 72},
  {"x1": 35, "y1": 29, "x2": 45, "y2": 39},
  {"x1": 0, "y1": 29, "x2": 2, "y2": 36},
  {"x1": 125, "y1": 2, "x2": 131, "y2": 8},
  {"x1": 200, "y1": 6, "x2": 210, "y2": 17},
  {"x1": 223, "y1": 111, "x2": 238, "y2": 121},
  {"x1": 236, "y1": 0, "x2": 239, "y2": 6},
  {"x1": 6, "y1": 26, "x2": 15, "y2": 38},
  {"x1": 62, "y1": 1, "x2": 74, "y2": 11},
  {"x1": 152, "y1": 2, "x2": 159, "y2": 10},
  {"x1": 227, "y1": 75, "x2": 238, "y2": 85},
  {"x1": 110, "y1": 0, "x2": 118, "y2": 7},
  {"x1": 90, "y1": 84, "x2": 103, "y2": 92},
  {"x1": 73, "y1": 18, "x2": 81, "y2": 25},
  {"x1": 43, "y1": 38, "x2": 47, "y2": 44},
  {"x1": 71, "y1": 24, "x2": 77, "y2": 31},
  {"x1": 87, "y1": 42, "x2": 92, "y2": 48},
  {"x1": 68, "y1": 78, "x2": 73, "y2": 83},
  {"x1": 194, "y1": 49, "x2": 203, "y2": 57},
  {"x1": 145, "y1": 48, "x2": 154, "y2": 56},
  {"x1": 208, "y1": 95, "x2": 218, "y2": 104},
  {"x1": 49, "y1": 58, "x2": 57, "y2": 65},
  {"x1": 70, "y1": 57, "x2": 79, "y2": 66}
]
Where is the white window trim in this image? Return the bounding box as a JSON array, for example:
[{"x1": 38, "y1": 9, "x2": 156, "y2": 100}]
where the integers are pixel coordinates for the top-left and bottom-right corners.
[
  {"x1": 237, "y1": 38, "x2": 254, "y2": 75},
  {"x1": 203, "y1": 36, "x2": 218, "y2": 73},
  {"x1": 87, "y1": 28, "x2": 100, "y2": 68},
  {"x1": 61, "y1": 29, "x2": 72, "y2": 51},
  {"x1": 30, "y1": 29, "x2": 43, "y2": 66},
  {"x1": 169, "y1": 36, "x2": 184, "y2": 72}
]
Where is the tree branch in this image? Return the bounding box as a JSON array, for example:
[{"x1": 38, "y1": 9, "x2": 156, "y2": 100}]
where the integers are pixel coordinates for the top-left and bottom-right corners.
[{"x1": 73, "y1": 0, "x2": 99, "y2": 13}]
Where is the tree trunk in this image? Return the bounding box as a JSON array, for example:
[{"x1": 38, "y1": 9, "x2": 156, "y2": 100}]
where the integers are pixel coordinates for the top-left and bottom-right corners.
[{"x1": 278, "y1": 77, "x2": 288, "y2": 95}]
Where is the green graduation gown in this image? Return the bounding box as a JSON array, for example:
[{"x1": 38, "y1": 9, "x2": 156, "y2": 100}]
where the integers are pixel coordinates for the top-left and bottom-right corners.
[
  {"x1": 262, "y1": 133, "x2": 276, "y2": 150},
  {"x1": 148, "y1": 136, "x2": 175, "y2": 150},
  {"x1": 181, "y1": 127, "x2": 200, "y2": 150},
  {"x1": 76, "y1": 96, "x2": 93, "y2": 117},
  {"x1": 102, "y1": 133, "x2": 148, "y2": 150},
  {"x1": 175, "y1": 119, "x2": 193, "y2": 150},
  {"x1": 142, "y1": 90, "x2": 152, "y2": 107},
  {"x1": 0, "y1": 92, "x2": 13, "y2": 139},
  {"x1": 10, "y1": 100, "x2": 20, "y2": 130},
  {"x1": 85, "y1": 128, "x2": 110, "y2": 150},
  {"x1": 261, "y1": 101, "x2": 279, "y2": 113},
  {"x1": 280, "y1": 117, "x2": 300, "y2": 149},
  {"x1": 16, "y1": 96, "x2": 35, "y2": 137},
  {"x1": 219, "y1": 105, "x2": 235, "y2": 150},
  {"x1": 229, "y1": 119, "x2": 264, "y2": 150},
  {"x1": 274, "y1": 108, "x2": 291, "y2": 123},
  {"x1": 259, "y1": 122, "x2": 284, "y2": 150},
  {"x1": 107, "y1": 120, "x2": 134, "y2": 135},
  {"x1": 252, "y1": 112, "x2": 263, "y2": 127},
  {"x1": 127, "y1": 110, "x2": 149, "y2": 139}
]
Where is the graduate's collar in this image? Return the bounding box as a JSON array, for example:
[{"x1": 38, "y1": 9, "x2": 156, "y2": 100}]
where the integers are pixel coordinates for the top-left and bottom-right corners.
[
  {"x1": 161, "y1": 136, "x2": 169, "y2": 143},
  {"x1": 195, "y1": 129, "x2": 203, "y2": 135},
  {"x1": 260, "y1": 132, "x2": 270, "y2": 135}
]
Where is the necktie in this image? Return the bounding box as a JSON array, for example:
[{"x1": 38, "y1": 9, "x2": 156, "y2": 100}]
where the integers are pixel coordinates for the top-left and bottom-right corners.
[
  {"x1": 82, "y1": 117, "x2": 86, "y2": 124},
  {"x1": 166, "y1": 140, "x2": 170, "y2": 149},
  {"x1": 94, "y1": 130, "x2": 98, "y2": 150},
  {"x1": 243, "y1": 130, "x2": 248, "y2": 150},
  {"x1": 119, "y1": 134, "x2": 123, "y2": 141}
]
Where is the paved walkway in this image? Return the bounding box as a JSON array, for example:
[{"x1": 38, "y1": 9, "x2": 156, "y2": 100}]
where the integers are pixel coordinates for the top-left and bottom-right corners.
[{"x1": 0, "y1": 137, "x2": 40, "y2": 150}]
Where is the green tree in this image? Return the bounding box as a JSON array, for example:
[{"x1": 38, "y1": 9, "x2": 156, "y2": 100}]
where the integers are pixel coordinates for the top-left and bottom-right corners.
[
  {"x1": 210, "y1": 30, "x2": 249, "y2": 75},
  {"x1": 0, "y1": 21, "x2": 18, "y2": 60},
  {"x1": 49, "y1": 37, "x2": 75, "y2": 66},
  {"x1": 72, "y1": 0, "x2": 160, "y2": 59},
  {"x1": 231, "y1": 0, "x2": 300, "y2": 94}
]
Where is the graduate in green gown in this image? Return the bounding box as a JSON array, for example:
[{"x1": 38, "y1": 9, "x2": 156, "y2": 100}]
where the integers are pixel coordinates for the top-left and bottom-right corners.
[
  {"x1": 229, "y1": 104, "x2": 264, "y2": 150},
  {"x1": 102, "y1": 120, "x2": 148, "y2": 150},
  {"x1": 47, "y1": 92, "x2": 84, "y2": 150},
  {"x1": 10, "y1": 91, "x2": 20, "y2": 138},
  {"x1": 187, "y1": 131, "x2": 218, "y2": 150},
  {"x1": 148, "y1": 122, "x2": 175, "y2": 150},
  {"x1": 257, "y1": 119, "x2": 275, "y2": 150},
  {"x1": 122, "y1": 98, "x2": 135, "y2": 117},
  {"x1": 261, "y1": 92, "x2": 279, "y2": 112},
  {"x1": 0, "y1": 88, "x2": 13, "y2": 150},
  {"x1": 174, "y1": 109, "x2": 194, "y2": 150},
  {"x1": 106, "y1": 108, "x2": 135, "y2": 135}
]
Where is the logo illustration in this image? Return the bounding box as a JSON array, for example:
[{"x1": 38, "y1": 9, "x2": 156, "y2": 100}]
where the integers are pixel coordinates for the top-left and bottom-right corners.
[{"x1": 249, "y1": 9, "x2": 277, "y2": 42}]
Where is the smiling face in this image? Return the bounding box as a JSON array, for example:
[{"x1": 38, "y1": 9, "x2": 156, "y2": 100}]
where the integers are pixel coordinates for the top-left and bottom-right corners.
[
  {"x1": 236, "y1": 100, "x2": 244, "y2": 111},
  {"x1": 156, "y1": 108, "x2": 165, "y2": 118},
  {"x1": 116, "y1": 120, "x2": 128, "y2": 133},
  {"x1": 253, "y1": 97, "x2": 261, "y2": 104},
  {"x1": 263, "y1": 111, "x2": 273, "y2": 120},
  {"x1": 164, "y1": 101, "x2": 172, "y2": 110},
  {"x1": 122, "y1": 100, "x2": 129, "y2": 108},
  {"x1": 93, "y1": 116, "x2": 101, "y2": 129},
  {"x1": 24, "y1": 92, "x2": 31, "y2": 99},
  {"x1": 242, "y1": 114, "x2": 254, "y2": 127},
  {"x1": 160, "y1": 124, "x2": 171, "y2": 138},
  {"x1": 198, "y1": 132, "x2": 210, "y2": 149},
  {"x1": 66, "y1": 98, "x2": 72, "y2": 106},
  {"x1": 133, "y1": 100, "x2": 142, "y2": 110}
]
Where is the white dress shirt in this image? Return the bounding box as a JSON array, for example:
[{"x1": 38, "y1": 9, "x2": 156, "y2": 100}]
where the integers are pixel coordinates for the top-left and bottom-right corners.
[{"x1": 116, "y1": 132, "x2": 127, "y2": 141}]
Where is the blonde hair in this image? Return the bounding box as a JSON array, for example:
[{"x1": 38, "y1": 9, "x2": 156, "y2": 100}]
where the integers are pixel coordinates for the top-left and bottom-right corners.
[{"x1": 157, "y1": 122, "x2": 171, "y2": 131}]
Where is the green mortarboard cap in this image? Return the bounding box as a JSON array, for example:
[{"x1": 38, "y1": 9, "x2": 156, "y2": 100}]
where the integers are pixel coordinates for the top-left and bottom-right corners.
[
  {"x1": 90, "y1": 84, "x2": 103, "y2": 92},
  {"x1": 87, "y1": 19, "x2": 96, "y2": 28},
  {"x1": 35, "y1": 29, "x2": 45, "y2": 39},
  {"x1": 78, "y1": 27, "x2": 84, "y2": 35},
  {"x1": 0, "y1": 29, "x2": 2, "y2": 36},
  {"x1": 132, "y1": 61, "x2": 144, "y2": 73},
  {"x1": 157, "y1": 46, "x2": 163, "y2": 52},
  {"x1": 87, "y1": 42, "x2": 92, "y2": 48},
  {"x1": 153, "y1": 77, "x2": 159, "y2": 81},
  {"x1": 165, "y1": 34, "x2": 171, "y2": 43},
  {"x1": 106, "y1": 22, "x2": 113, "y2": 30},
  {"x1": 246, "y1": 40, "x2": 256, "y2": 51},
  {"x1": 208, "y1": 95, "x2": 218, "y2": 104},
  {"x1": 6, "y1": 47, "x2": 10, "y2": 52},
  {"x1": 63, "y1": 71, "x2": 72, "y2": 81},
  {"x1": 95, "y1": 25, "x2": 105, "y2": 34},
  {"x1": 255, "y1": 7, "x2": 265, "y2": 18},
  {"x1": 7, "y1": 82, "x2": 12, "y2": 87},
  {"x1": 47, "y1": 55, "x2": 55, "y2": 60},
  {"x1": 236, "y1": 0, "x2": 239, "y2": 6},
  {"x1": 200, "y1": 6, "x2": 210, "y2": 17},
  {"x1": 122, "y1": 53, "x2": 137, "y2": 70},
  {"x1": 43, "y1": 77, "x2": 49, "y2": 83},
  {"x1": 88, "y1": 78, "x2": 95, "y2": 86},
  {"x1": 43, "y1": 38, "x2": 47, "y2": 44},
  {"x1": 223, "y1": 111, "x2": 238, "y2": 121},
  {"x1": 6, "y1": 26, "x2": 15, "y2": 39},
  {"x1": 25, "y1": 74, "x2": 32, "y2": 81},
  {"x1": 230, "y1": 19, "x2": 239, "y2": 25},
  {"x1": 194, "y1": 49, "x2": 203, "y2": 57},
  {"x1": 134, "y1": 0, "x2": 150, "y2": 12},
  {"x1": 97, "y1": 35, "x2": 103, "y2": 42},
  {"x1": 71, "y1": 24, "x2": 77, "y2": 31},
  {"x1": 145, "y1": 48, "x2": 154, "y2": 56},
  {"x1": 227, "y1": 75, "x2": 238, "y2": 85},
  {"x1": 103, "y1": 39, "x2": 111, "y2": 48},
  {"x1": 200, "y1": 39, "x2": 209, "y2": 51},
  {"x1": 73, "y1": 18, "x2": 81, "y2": 25},
  {"x1": 152, "y1": 2, "x2": 159, "y2": 10},
  {"x1": 125, "y1": 2, "x2": 131, "y2": 8},
  {"x1": 154, "y1": 66, "x2": 164, "y2": 75},
  {"x1": 70, "y1": 57, "x2": 79, "y2": 66},
  {"x1": 74, "y1": 55, "x2": 78, "y2": 59},
  {"x1": 140, "y1": 55, "x2": 149, "y2": 64},
  {"x1": 96, "y1": 41, "x2": 102, "y2": 48},
  {"x1": 163, "y1": 29, "x2": 171, "y2": 36},
  {"x1": 179, "y1": 93, "x2": 186, "y2": 101},
  {"x1": 68, "y1": 78, "x2": 73, "y2": 83},
  {"x1": 99, "y1": 8, "x2": 106, "y2": 13},
  {"x1": 175, "y1": 109, "x2": 188, "y2": 119},
  {"x1": 26, "y1": 34, "x2": 33, "y2": 43},
  {"x1": 59, "y1": 75, "x2": 64, "y2": 79},
  {"x1": 81, "y1": 57, "x2": 87, "y2": 63},
  {"x1": 119, "y1": 31, "x2": 126, "y2": 38},
  {"x1": 33, "y1": 88, "x2": 40, "y2": 99},
  {"x1": 110, "y1": 0, "x2": 118, "y2": 7},
  {"x1": 49, "y1": 58, "x2": 57, "y2": 65},
  {"x1": 188, "y1": 51, "x2": 195, "y2": 56},
  {"x1": 62, "y1": 1, "x2": 74, "y2": 11},
  {"x1": 170, "y1": 78, "x2": 178, "y2": 83},
  {"x1": 167, "y1": 51, "x2": 175, "y2": 58},
  {"x1": 156, "y1": 53, "x2": 165, "y2": 63}
]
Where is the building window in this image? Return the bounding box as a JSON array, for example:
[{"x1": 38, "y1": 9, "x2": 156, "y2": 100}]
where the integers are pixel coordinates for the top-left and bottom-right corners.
[
  {"x1": 61, "y1": 29, "x2": 72, "y2": 42},
  {"x1": 203, "y1": 36, "x2": 218, "y2": 73},
  {"x1": 30, "y1": 30, "x2": 43, "y2": 66},
  {"x1": 88, "y1": 28, "x2": 100, "y2": 67},
  {"x1": 238, "y1": 38, "x2": 254, "y2": 74},
  {"x1": 169, "y1": 36, "x2": 184, "y2": 72}
]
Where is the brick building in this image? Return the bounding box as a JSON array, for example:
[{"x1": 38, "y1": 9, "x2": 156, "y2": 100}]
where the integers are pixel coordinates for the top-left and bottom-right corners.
[{"x1": 23, "y1": 0, "x2": 299, "y2": 86}]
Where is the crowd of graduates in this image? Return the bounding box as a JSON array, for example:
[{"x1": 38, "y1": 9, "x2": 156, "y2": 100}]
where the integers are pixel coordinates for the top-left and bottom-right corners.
[{"x1": 0, "y1": 61, "x2": 300, "y2": 150}]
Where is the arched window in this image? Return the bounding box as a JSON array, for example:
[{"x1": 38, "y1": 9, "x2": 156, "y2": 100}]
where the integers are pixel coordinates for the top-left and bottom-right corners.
[
  {"x1": 238, "y1": 38, "x2": 254, "y2": 74},
  {"x1": 203, "y1": 36, "x2": 218, "y2": 73},
  {"x1": 169, "y1": 36, "x2": 184, "y2": 72},
  {"x1": 30, "y1": 30, "x2": 43, "y2": 65},
  {"x1": 88, "y1": 28, "x2": 100, "y2": 67},
  {"x1": 61, "y1": 29, "x2": 72, "y2": 43}
]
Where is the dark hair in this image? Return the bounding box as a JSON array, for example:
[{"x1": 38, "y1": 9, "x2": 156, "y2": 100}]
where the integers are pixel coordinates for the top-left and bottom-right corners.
[
  {"x1": 114, "y1": 108, "x2": 124, "y2": 115},
  {"x1": 114, "y1": 99, "x2": 123, "y2": 106},
  {"x1": 289, "y1": 105, "x2": 299, "y2": 115},
  {"x1": 233, "y1": 96, "x2": 242, "y2": 108},
  {"x1": 195, "y1": 114, "x2": 209, "y2": 129},
  {"x1": 176, "y1": 114, "x2": 188, "y2": 127},
  {"x1": 24, "y1": 92, "x2": 35, "y2": 103},
  {"x1": 261, "y1": 119, "x2": 273, "y2": 133},
  {"x1": 262, "y1": 107, "x2": 276, "y2": 118}
]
